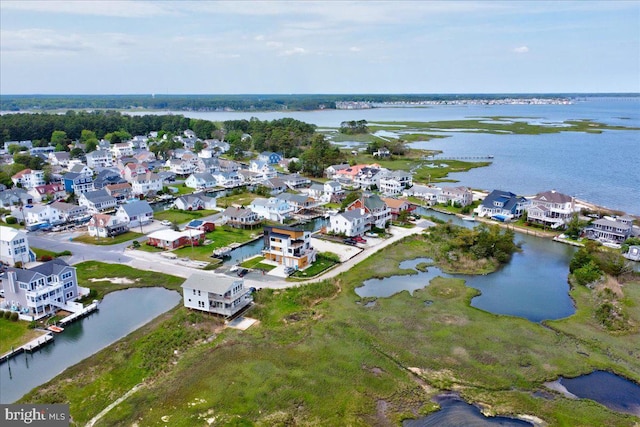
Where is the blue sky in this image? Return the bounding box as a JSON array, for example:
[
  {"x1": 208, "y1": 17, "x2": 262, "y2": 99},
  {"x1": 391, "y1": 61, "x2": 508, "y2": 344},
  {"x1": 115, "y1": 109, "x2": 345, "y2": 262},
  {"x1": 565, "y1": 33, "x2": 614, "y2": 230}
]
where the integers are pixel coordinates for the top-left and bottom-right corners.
[{"x1": 1, "y1": 1, "x2": 639, "y2": 94}]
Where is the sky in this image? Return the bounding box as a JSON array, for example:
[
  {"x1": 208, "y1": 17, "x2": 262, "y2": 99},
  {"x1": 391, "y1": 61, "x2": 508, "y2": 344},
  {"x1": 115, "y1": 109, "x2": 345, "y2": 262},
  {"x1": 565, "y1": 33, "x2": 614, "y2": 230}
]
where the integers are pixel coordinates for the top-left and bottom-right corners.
[{"x1": 1, "y1": 1, "x2": 639, "y2": 95}]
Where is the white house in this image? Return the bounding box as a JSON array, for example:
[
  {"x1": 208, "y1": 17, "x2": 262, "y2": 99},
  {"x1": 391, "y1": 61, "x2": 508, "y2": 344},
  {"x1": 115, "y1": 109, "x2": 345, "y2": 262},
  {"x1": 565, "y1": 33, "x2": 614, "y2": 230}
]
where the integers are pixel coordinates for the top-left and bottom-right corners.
[
  {"x1": 185, "y1": 173, "x2": 217, "y2": 190},
  {"x1": 328, "y1": 209, "x2": 371, "y2": 237},
  {"x1": 527, "y1": 190, "x2": 577, "y2": 229},
  {"x1": 166, "y1": 158, "x2": 196, "y2": 176},
  {"x1": 86, "y1": 149, "x2": 113, "y2": 168},
  {"x1": 131, "y1": 172, "x2": 163, "y2": 196},
  {"x1": 115, "y1": 200, "x2": 154, "y2": 228},
  {"x1": 211, "y1": 171, "x2": 242, "y2": 188},
  {"x1": 181, "y1": 273, "x2": 252, "y2": 318},
  {"x1": 78, "y1": 189, "x2": 118, "y2": 213},
  {"x1": 49, "y1": 201, "x2": 88, "y2": 223},
  {"x1": 11, "y1": 169, "x2": 45, "y2": 190},
  {"x1": 0, "y1": 226, "x2": 35, "y2": 266},
  {"x1": 173, "y1": 193, "x2": 217, "y2": 211},
  {"x1": 23, "y1": 205, "x2": 56, "y2": 226},
  {"x1": 88, "y1": 214, "x2": 129, "y2": 238},
  {"x1": 437, "y1": 186, "x2": 473, "y2": 207},
  {"x1": 111, "y1": 142, "x2": 134, "y2": 159},
  {"x1": 403, "y1": 185, "x2": 441, "y2": 205},
  {"x1": 379, "y1": 170, "x2": 413, "y2": 196},
  {"x1": 249, "y1": 160, "x2": 277, "y2": 179},
  {"x1": 0, "y1": 259, "x2": 82, "y2": 319},
  {"x1": 249, "y1": 197, "x2": 294, "y2": 223}
]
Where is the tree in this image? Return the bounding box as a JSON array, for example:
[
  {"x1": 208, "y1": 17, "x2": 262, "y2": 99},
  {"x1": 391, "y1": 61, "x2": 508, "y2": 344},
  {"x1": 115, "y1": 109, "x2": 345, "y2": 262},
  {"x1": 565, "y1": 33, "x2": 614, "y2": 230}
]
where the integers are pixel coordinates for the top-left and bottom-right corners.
[
  {"x1": 226, "y1": 130, "x2": 250, "y2": 159},
  {"x1": 70, "y1": 147, "x2": 85, "y2": 159},
  {"x1": 341, "y1": 191, "x2": 362, "y2": 209},
  {"x1": 80, "y1": 129, "x2": 97, "y2": 142},
  {"x1": 301, "y1": 134, "x2": 342, "y2": 177},
  {"x1": 193, "y1": 140, "x2": 205, "y2": 153},
  {"x1": 565, "y1": 213, "x2": 587, "y2": 239},
  {"x1": 51, "y1": 130, "x2": 68, "y2": 145},
  {"x1": 84, "y1": 139, "x2": 98, "y2": 153},
  {"x1": 287, "y1": 159, "x2": 301, "y2": 173}
]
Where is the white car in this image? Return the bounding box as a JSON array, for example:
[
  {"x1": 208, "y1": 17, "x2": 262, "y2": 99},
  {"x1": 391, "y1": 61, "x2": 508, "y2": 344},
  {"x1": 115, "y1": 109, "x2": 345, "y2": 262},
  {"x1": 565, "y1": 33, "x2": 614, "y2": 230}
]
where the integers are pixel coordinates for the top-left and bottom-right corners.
[{"x1": 161, "y1": 220, "x2": 172, "y2": 226}]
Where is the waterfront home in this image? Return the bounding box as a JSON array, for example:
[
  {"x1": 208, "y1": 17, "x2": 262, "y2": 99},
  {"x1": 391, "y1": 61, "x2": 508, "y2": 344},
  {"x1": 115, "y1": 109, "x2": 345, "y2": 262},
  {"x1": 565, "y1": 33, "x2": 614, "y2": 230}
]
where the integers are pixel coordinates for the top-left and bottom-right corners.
[
  {"x1": 11, "y1": 169, "x2": 45, "y2": 190},
  {"x1": 282, "y1": 173, "x2": 310, "y2": 189},
  {"x1": 258, "y1": 151, "x2": 283, "y2": 164},
  {"x1": 262, "y1": 226, "x2": 317, "y2": 270},
  {"x1": 379, "y1": 170, "x2": 413, "y2": 196},
  {"x1": 306, "y1": 180, "x2": 344, "y2": 204},
  {"x1": 328, "y1": 209, "x2": 371, "y2": 237},
  {"x1": 29, "y1": 183, "x2": 66, "y2": 203},
  {"x1": 1, "y1": 259, "x2": 82, "y2": 319},
  {"x1": 211, "y1": 171, "x2": 243, "y2": 188},
  {"x1": 131, "y1": 172, "x2": 163, "y2": 196},
  {"x1": 173, "y1": 193, "x2": 217, "y2": 211},
  {"x1": 222, "y1": 207, "x2": 261, "y2": 229},
  {"x1": 0, "y1": 226, "x2": 35, "y2": 266},
  {"x1": 68, "y1": 163, "x2": 94, "y2": 176},
  {"x1": 585, "y1": 217, "x2": 633, "y2": 244},
  {"x1": 23, "y1": 205, "x2": 56, "y2": 226},
  {"x1": 477, "y1": 189, "x2": 529, "y2": 220},
  {"x1": 111, "y1": 142, "x2": 134, "y2": 159},
  {"x1": 104, "y1": 182, "x2": 133, "y2": 203},
  {"x1": 380, "y1": 197, "x2": 412, "y2": 220},
  {"x1": 238, "y1": 170, "x2": 262, "y2": 184},
  {"x1": 185, "y1": 219, "x2": 216, "y2": 233},
  {"x1": 115, "y1": 200, "x2": 153, "y2": 228},
  {"x1": 48, "y1": 151, "x2": 71, "y2": 167},
  {"x1": 93, "y1": 169, "x2": 127, "y2": 190},
  {"x1": 373, "y1": 147, "x2": 391, "y2": 158},
  {"x1": 147, "y1": 229, "x2": 204, "y2": 250},
  {"x1": 354, "y1": 166, "x2": 387, "y2": 190},
  {"x1": 218, "y1": 159, "x2": 240, "y2": 173},
  {"x1": 88, "y1": 214, "x2": 129, "y2": 238},
  {"x1": 166, "y1": 158, "x2": 196, "y2": 176},
  {"x1": 195, "y1": 156, "x2": 220, "y2": 174},
  {"x1": 181, "y1": 273, "x2": 252, "y2": 318},
  {"x1": 527, "y1": 190, "x2": 577, "y2": 229},
  {"x1": 346, "y1": 193, "x2": 391, "y2": 229},
  {"x1": 249, "y1": 160, "x2": 277, "y2": 179},
  {"x1": 249, "y1": 197, "x2": 294, "y2": 223},
  {"x1": 259, "y1": 177, "x2": 287, "y2": 195},
  {"x1": 49, "y1": 201, "x2": 88, "y2": 223},
  {"x1": 185, "y1": 173, "x2": 217, "y2": 190},
  {"x1": 122, "y1": 162, "x2": 149, "y2": 182},
  {"x1": 307, "y1": 183, "x2": 326, "y2": 202},
  {"x1": 403, "y1": 184, "x2": 441, "y2": 205},
  {"x1": 276, "y1": 193, "x2": 317, "y2": 213},
  {"x1": 4, "y1": 139, "x2": 33, "y2": 152},
  {"x1": 437, "y1": 186, "x2": 473, "y2": 207},
  {"x1": 63, "y1": 171, "x2": 94, "y2": 194},
  {"x1": 79, "y1": 189, "x2": 118, "y2": 213},
  {"x1": 624, "y1": 246, "x2": 640, "y2": 262}
]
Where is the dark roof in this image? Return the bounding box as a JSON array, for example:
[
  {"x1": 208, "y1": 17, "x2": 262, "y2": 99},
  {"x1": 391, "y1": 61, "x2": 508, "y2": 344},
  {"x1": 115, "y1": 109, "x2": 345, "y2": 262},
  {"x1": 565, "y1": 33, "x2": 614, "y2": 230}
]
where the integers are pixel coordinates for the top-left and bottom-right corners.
[{"x1": 481, "y1": 189, "x2": 526, "y2": 212}]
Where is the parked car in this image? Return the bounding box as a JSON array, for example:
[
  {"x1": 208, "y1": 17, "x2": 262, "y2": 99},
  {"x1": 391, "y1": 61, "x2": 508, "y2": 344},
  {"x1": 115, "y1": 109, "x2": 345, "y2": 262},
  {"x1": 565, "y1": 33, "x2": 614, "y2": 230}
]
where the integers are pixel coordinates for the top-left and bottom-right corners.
[
  {"x1": 343, "y1": 238, "x2": 357, "y2": 245},
  {"x1": 284, "y1": 266, "x2": 295, "y2": 275},
  {"x1": 365, "y1": 232, "x2": 377, "y2": 238},
  {"x1": 161, "y1": 220, "x2": 172, "y2": 226},
  {"x1": 237, "y1": 268, "x2": 249, "y2": 277},
  {"x1": 353, "y1": 236, "x2": 367, "y2": 243}
]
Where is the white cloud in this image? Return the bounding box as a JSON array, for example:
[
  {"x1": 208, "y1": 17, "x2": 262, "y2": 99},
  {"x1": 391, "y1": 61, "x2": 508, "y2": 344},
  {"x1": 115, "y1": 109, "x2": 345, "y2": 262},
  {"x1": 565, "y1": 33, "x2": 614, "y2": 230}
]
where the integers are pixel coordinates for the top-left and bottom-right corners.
[
  {"x1": 280, "y1": 47, "x2": 307, "y2": 56},
  {"x1": 513, "y1": 46, "x2": 530, "y2": 54},
  {"x1": 266, "y1": 41, "x2": 284, "y2": 48},
  {"x1": 0, "y1": 29, "x2": 92, "y2": 54},
  {"x1": 349, "y1": 46, "x2": 362, "y2": 52},
  {"x1": 1, "y1": 0, "x2": 176, "y2": 18},
  {"x1": 254, "y1": 35, "x2": 265, "y2": 41}
]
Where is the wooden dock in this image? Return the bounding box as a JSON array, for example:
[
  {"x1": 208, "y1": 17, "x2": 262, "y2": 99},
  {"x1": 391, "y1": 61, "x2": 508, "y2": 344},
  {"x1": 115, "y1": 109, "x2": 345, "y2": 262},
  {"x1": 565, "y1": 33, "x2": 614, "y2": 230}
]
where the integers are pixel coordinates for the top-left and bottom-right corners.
[
  {"x1": 0, "y1": 332, "x2": 54, "y2": 363},
  {"x1": 59, "y1": 301, "x2": 99, "y2": 327}
]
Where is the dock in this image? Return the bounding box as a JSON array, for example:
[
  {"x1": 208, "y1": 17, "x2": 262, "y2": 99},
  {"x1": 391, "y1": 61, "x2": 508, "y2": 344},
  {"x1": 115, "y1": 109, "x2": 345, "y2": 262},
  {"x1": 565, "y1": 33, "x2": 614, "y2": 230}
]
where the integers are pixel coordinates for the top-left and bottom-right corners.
[
  {"x1": 59, "y1": 301, "x2": 99, "y2": 327},
  {"x1": 0, "y1": 332, "x2": 54, "y2": 363}
]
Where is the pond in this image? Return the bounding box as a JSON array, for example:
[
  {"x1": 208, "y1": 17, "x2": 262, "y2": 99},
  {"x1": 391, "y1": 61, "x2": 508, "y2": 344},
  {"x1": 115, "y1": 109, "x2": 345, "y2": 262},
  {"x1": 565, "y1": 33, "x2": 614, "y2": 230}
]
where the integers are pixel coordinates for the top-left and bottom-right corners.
[
  {"x1": 546, "y1": 371, "x2": 640, "y2": 416},
  {"x1": 356, "y1": 209, "x2": 577, "y2": 322},
  {"x1": 0, "y1": 287, "x2": 181, "y2": 403},
  {"x1": 403, "y1": 394, "x2": 533, "y2": 426}
]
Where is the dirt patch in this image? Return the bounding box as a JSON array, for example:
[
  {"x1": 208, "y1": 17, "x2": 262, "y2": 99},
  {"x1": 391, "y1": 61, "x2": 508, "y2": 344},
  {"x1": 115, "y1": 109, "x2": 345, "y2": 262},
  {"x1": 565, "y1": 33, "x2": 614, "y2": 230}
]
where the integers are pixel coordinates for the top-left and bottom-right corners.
[
  {"x1": 88, "y1": 277, "x2": 138, "y2": 285},
  {"x1": 595, "y1": 276, "x2": 624, "y2": 298}
]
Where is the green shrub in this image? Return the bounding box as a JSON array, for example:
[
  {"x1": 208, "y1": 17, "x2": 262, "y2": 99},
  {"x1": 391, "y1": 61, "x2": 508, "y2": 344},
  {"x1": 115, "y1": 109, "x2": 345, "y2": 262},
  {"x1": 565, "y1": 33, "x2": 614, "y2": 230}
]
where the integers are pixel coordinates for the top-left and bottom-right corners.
[
  {"x1": 573, "y1": 261, "x2": 602, "y2": 286},
  {"x1": 10, "y1": 312, "x2": 19, "y2": 321},
  {"x1": 28, "y1": 320, "x2": 37, "y2": 329},
  {"x1": 56, "y1": 250, "x2": 72, "y2": 257},
  {"x1": 0, "y1": 310, "x2": 4, "y2": 317},
  {"x1": 3, "y1": 310, "x2": 11, "y2": 319},
  {"x1": 5, "y1": 216, "x2": 17, "y2": 224}
]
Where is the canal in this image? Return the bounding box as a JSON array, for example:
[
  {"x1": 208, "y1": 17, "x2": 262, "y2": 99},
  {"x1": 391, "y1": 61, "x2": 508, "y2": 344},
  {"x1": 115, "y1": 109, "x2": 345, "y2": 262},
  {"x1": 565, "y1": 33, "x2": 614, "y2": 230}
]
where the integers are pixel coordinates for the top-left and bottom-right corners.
[{"x1": 0, "y1": 287, "x2": 181, "y2": 403}]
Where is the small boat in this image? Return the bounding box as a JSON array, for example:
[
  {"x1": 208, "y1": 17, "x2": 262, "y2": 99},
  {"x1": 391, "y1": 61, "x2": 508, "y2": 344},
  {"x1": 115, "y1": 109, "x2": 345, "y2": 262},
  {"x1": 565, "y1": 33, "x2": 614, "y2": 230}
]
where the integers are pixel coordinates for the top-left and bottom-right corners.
[
  {"x1": 47, "y1": 325, "x2": 64, "y2": 333},
  {"x1": 461, "y1": 215, "x2": 476, "y2": 222}
]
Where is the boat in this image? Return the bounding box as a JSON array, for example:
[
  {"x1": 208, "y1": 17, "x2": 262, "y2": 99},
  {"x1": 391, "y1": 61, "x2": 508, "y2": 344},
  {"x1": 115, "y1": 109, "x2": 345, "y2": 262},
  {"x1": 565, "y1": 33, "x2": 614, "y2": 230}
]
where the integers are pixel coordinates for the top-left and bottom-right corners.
[
  {"x1": 213, "y1": 246, "x2": 232, "y2": 258},
  {"x1": 47, "y1": 325, "x2": 64, "y2": 333},
  {"x1": 461, "y1": 215, "x2": 476, "y2": 222}
]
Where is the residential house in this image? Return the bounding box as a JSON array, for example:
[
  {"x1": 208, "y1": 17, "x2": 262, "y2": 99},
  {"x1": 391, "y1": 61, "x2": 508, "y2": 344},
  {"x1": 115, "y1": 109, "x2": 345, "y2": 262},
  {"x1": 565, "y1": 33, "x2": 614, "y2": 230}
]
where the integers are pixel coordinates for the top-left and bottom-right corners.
[
  {"x1": 173, "y1": 193, "x2": 217, "y2": 211},
  {"x1": 258, "y1": 151, "x2": 283, "y2": 164},
  {"x1": 131, "y1": 172, "x2": 163, "y2": 196},
  {"x1": 48, "y1": 151, "x2": 71, "y2": 167},
  {"x1": 104, "y1": 182, "x2": 133, "y2": 203},
  {"x1": 259, "y1": 177, "x2": 287, "y2": 195},
  {"x1": 527, "y1": 190, "x2": 576, "y2": 229},
  {"x1": 93, "y1": 169, "x2": 127, "y2": 190},
  {"x1": 379, "y1": 170, "x2": 413, "y2": 195},
  {"x1": 477, "y1": 189, "x2": 528, "y2": 220},
  {"x1": 111, "y1": 142, "x2": 134, "y2": 159},
  {"x1": 146, "y1": 229, "x2": 204, "y2": 250},
  {"x1": 195, "y1": 157, "x2": 220, "y2": 174},
  {"x1": 276, "y1": 193, "x2": 317, "y2": 213},
  {"x1": 307, "y1": 183, "x2": 326, "y2": 202},
  {"x1": 0, "y1": 188, "x2": 33, "y2": 208},
  {"x1": 29, "y1": 183, "x2": 66, "y2": 203},
  {"x1": 328, "y1": 209, "x2": 371, "y2": 237},
  {"x1": 166, "y1": 158, "x2": 196, "y2": 176},
  {"x1": 218, "y1": 159, "x2": 240, "y2": 173},
  {"x1": 131, "y1": 135, "x2": 149, "y2": 149},
  {"x1": 0, "y1": 226, "x2": 35, "y2": 266},
  {"x1": 222, "y1": 207, "x2": 261, "y2": 229},
  {"x1": 347, "y1": 193, "x2": 391, "y2": 229},
  {"x1": 133, "y1": 150, "x2": 156, "y2": 164},
  {"x1": 238, "y1": 170, "x2": 263, "y2": 184},
  {"x1": 181, "y1": 273, "x2": 252, "y2": 318},
  {"x1": 185, "y1": 220, "x2": 216, "y2": 233},
  {"x1": 63, "y1": 171, "x2": 94, "y2": 194},
  {"x1": 585, "y1": 217, "x2": 633, "y2": 244},
  {"x1": 373, "y1": 147, "x2": 391, "y2": 158},
  {"x1": 115, "y1": 200, "x2": 154, "y2": 228},
  {"x1": 204, "y1": 139, "x2": 229, "y2": 154},
  {"x1": 23, "y1": 205, "x2": 55, "y2": 226},
  {"x1": 68, "y1": 163, "x2": 93, "y2": 176},
  {"x1": 85, "y1": 149, "x2": 113, "y2": 168},
  {"x1": 88, "y1": 214, "x2": 128, "y2": 238},
  {"x1": 211, "y1": 171, "x2": 242, "y2": 188},
  {"x1": 11, "y1": 169, "x2": 45, "y2": 190},
  {"x1": 249, "y1": 198, "x2": 294, "y2": 223},
  {"x1": 249, "y1": 160, "x2": 277, "y2": 179},
  {"x1": 381, "y1": 197, "x2": 412, "y2": 220},
  {"x1": 122, "y1": 162, "x2": 149, "y2": 182},
  {"x1": 0, "y1": 259, "x2": 81, "y2": 319},
  {"x1": 437, "y1": 186, "x2": 473, "y2": 207},
  {"x1": 354, "y1": 166, "x2": 386, "y2": 190},
  {"x1": 49, "y1": 201, "x2": 88, "y2": 223},
  {"x1": 4, "y1": 140, "x2": 32, "y2": 152},
  {"x1": 282, "y1": 173, "x2": 310, "y2": 189},
  {"x1": 79, "y1": 189, "x2": 118, "y2": 213},
  {"x1": 403, "y1": 185, "x2": 441, "y2": 205},
  {"x1": 262, "y1": 226, "x2": 317, "y2": 270},
  {"x1": 29, "y1": 146, "x2": 55, "y2": 156},
  {"x1": 185, "y1": 173, "x2": 217, "y2": 190},
  {"x1": 323, "y1": 181, "x2": 344, "y2": 202},
  {"x1": 325, "y1": 164, "x2": 350, "y2": 178}
]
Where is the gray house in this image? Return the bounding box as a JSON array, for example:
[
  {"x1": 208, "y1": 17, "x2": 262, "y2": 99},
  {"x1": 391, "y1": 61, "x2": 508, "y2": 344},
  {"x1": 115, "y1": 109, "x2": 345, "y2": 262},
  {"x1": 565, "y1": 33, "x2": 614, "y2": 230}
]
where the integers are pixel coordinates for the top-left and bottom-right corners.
[
  {"x1": 115, "y1": 200, "x2": 154, "y2": 228},
  {"x1": 181, "y1": 272, "x2": 252, "y2": 318}
]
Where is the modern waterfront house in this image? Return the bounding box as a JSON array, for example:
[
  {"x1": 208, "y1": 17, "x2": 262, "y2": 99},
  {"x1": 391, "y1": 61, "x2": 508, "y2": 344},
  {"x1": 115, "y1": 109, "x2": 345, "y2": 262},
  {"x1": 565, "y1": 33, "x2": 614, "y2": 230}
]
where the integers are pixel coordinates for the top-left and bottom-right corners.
[
  {"x1": 181, "y1": 272, "x2": 252, "y2": 318},
  {"x1": 262, "y1": 226, "x2": 317, "y2": 270}
]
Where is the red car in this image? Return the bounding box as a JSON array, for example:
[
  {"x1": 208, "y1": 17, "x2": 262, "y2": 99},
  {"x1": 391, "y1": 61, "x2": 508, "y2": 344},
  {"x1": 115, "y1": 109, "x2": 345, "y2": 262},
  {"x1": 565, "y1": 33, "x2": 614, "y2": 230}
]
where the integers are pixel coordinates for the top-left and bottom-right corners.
[{"x1": 353, "y1": 236, "x2": 367, "y2": 243}]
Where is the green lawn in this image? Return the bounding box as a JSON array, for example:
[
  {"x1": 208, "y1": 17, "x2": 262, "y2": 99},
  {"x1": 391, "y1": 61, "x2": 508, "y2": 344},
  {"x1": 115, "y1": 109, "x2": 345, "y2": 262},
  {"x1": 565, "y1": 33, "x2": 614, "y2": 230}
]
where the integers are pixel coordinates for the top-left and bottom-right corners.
[
  {"x1": 171, "y1": 226, "x2": 261, "y2": 262},
  {"x1": 216, "y1": 192, "x2": 262, "y2": 208},
  {"x1": 0, "y1": 318, "x2": 46, "y2": 355},
  {"x1": 153, "y1": 209, "x2": 219, "y2": 224},
  {"x1": 290, "y1": 256, "x2": 338, "y2": 278},
  {"x1": 73, "y1": 231, "x2": 144, "y2": 245}
]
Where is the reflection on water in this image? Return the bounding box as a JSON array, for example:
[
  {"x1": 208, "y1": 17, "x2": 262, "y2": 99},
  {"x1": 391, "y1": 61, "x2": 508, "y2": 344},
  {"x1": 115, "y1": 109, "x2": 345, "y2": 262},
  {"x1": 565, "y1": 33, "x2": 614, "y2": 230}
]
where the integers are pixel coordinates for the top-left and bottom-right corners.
[{"x1": 559, "y1": 371, "x2": 640, "y2": 416}]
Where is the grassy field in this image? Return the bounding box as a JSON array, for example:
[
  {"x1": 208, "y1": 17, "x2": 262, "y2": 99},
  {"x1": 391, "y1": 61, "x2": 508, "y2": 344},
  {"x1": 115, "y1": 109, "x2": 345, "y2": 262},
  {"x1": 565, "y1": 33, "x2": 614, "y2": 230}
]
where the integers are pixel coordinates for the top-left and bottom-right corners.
[
  {"x1": 216, "y1": 192, "x2": 262, "y2": 208},
  {"x1": 18, "y1": 235, "x2": 640, "y2": 426},
  {"x1": 0, "y1": 319, "x2": 46, "y2": 355},
  {"x1": 73, "y1": 231, "x2": 143, "y2": 245},
  {"x1": 171, "y1": 226, "x2": 260, "y2": 262},
  {"x1": 153, "y1": 209, "x2": 219, "y2": 224},
  {"x1": 290, "y1": 256, "x2": 339, "y2": 278}
]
